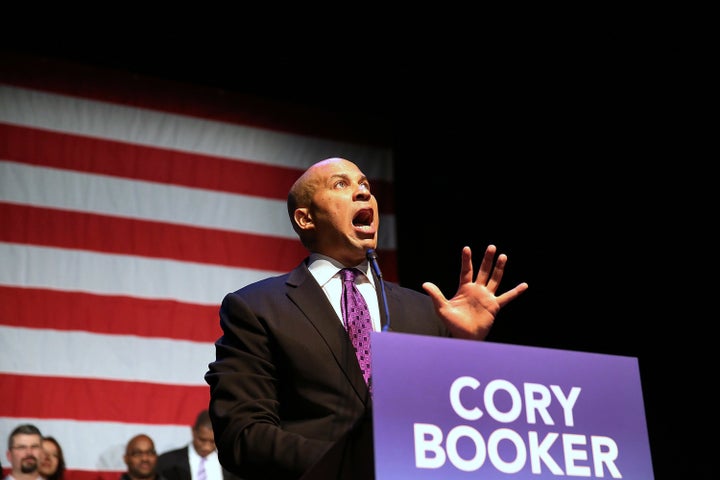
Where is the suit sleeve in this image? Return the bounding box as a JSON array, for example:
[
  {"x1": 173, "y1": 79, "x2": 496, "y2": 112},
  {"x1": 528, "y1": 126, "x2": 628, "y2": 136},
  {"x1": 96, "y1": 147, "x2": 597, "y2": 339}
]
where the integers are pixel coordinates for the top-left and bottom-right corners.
[{"x1": 205, "y1": 291, "x2": 333, "y2": 480}]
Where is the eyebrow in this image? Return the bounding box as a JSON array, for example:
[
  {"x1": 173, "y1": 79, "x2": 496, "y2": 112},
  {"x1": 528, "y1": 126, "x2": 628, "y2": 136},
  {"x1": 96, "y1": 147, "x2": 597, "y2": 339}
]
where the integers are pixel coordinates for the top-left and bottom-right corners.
[{"x1": 328, "y1": 173, "x2": 369, "y2": 184}]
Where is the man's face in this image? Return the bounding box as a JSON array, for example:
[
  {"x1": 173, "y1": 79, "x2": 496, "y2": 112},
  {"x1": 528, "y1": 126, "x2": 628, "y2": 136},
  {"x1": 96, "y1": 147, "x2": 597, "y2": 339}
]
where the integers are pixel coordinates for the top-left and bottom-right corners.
[
  {"x1": 306, "y1": 159, "x2": 379, "y2": 264},
  {"x1": 7, "y1": 433, "x2": 42, "y2": 474},
  {"x1": 124, "y1": 436, "x2": 157, "y2": 479},
  {"x1": 192, "y1": 426, "x2": 216, "y2": 458}
]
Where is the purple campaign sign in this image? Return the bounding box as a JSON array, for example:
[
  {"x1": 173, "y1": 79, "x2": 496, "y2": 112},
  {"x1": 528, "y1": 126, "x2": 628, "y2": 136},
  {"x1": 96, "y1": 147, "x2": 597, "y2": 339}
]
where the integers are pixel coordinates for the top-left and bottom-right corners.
[{"x1": 371, "y1": 332, "x2": 654, "y2": 479}]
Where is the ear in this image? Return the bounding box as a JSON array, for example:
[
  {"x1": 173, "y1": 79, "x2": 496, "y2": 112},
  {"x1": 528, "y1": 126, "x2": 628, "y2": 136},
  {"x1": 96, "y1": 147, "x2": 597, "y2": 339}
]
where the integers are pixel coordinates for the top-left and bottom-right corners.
[{"x1": 293, "y1": 207, "x2": 314, "y2": 231}]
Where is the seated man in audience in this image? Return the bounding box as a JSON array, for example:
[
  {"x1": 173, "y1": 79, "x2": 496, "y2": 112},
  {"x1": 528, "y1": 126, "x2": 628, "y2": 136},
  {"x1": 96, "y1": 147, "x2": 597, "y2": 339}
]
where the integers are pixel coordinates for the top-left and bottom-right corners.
[
  {"x1": 121, "y1": 434, "x2": 166, "y2": 480},
  {"x1": 157, "y1": 410, "x2": 242, "y2": 480},
  {"x1": 4, "y1": 424, "x2": 43, "y2": 480}
]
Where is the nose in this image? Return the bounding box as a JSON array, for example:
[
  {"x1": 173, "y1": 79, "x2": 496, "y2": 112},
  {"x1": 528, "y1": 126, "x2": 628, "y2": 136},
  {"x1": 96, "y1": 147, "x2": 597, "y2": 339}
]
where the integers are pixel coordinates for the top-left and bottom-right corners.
[{"x1": 355, "y1": 183, "x2": 370, "y2": 199}]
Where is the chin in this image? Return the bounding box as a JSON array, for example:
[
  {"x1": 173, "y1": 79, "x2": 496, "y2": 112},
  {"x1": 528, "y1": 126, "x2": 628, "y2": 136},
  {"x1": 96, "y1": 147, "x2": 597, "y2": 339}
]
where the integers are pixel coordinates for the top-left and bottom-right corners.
[{"x1": 358, "y1": 243, "x2": 375, "y2": 252}]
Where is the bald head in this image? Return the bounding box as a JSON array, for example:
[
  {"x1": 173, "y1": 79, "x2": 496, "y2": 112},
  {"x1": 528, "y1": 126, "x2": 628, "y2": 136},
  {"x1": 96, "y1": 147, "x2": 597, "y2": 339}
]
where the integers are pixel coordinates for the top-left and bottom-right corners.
[
  {"x1": 125, "y1": 434, "x2": 154, "y2": 455},
  {"x1": 288, "y1": 158, "x2": 357, "y2": 245},
  {"x1": 286, "y1": 157, "x2": 379, "y2": 263},
  {"x1": 288, "y1": 158, "x2": 350, "y2": 221}
]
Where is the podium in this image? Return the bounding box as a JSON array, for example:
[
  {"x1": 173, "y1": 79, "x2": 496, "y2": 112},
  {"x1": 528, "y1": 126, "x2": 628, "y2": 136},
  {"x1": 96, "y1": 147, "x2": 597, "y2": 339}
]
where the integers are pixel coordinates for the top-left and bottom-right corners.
[{"x1": 306, "y1": 332, "x2": 654, "y2": 479}]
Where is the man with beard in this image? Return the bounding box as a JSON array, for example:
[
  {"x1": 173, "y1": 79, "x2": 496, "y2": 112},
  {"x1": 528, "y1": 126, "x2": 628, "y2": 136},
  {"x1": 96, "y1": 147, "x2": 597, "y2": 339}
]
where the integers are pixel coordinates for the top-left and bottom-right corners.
[{"x1": 4, "y1": 424, "x2": 43, "y2": 480}]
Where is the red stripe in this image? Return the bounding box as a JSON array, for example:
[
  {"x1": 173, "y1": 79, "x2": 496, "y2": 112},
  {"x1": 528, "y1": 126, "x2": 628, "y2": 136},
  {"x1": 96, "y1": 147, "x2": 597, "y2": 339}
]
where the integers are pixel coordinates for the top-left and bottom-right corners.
[
  {"x1": 0, "y1": 123, "x2": 298, "y2": 200},
  {"x1": 67, "y1": 470, "x2": 123, "y2": 480},
  {"x1": 0, "y1": 286, "x2": 220, "y2": 341},
  {"x1": 0, "y1": 51, "x2": 403, "y2": 477},
  {"x1": 1, "y1": 469, "x2": 121, "y2": 480},
  {"x1": 0, "y1": 51, "x2": 394, "y2": 147},
  {"x1": 0, "y1": 203, "x2": 308, "y2": 272},
  {"x1": 0, "y1": 374, "x2": 208, "y2": 424},
  {"x1": 0, "y1": 275, "x2": 402, "y2": 342},
  {"x1": 0, "y1": 272, "x2": 402, "y2": 340},
  {"x1": 0, "y1": 123, "x2": 396, "y2": 214},
  {"x1": 0, "y1": 203, "x2": 399, "y2": 281}
]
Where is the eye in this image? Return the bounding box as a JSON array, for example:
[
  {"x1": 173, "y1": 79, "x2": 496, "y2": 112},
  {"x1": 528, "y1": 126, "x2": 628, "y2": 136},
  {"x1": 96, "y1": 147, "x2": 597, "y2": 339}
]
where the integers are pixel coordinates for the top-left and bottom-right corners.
[{"x1": 333, "y1": 179, "x2": 348, "y2": 189}]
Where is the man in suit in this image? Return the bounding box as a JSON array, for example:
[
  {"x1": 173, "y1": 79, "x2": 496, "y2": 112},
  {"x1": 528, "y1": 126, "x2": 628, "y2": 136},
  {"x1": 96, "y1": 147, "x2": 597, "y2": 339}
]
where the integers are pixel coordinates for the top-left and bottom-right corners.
[
  {"x1": 156, "y1": 411, "x2": 240, "y2": 480},
  {"x1": 205, "y1": 157, "x2": 528, "y2": 479}
]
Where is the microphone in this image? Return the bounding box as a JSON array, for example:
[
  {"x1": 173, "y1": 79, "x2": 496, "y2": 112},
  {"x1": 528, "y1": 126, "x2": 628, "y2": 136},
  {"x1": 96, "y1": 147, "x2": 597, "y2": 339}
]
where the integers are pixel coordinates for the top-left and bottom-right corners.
[{"x1": 366, "y1": 248, "x2": 391, "y2": 332}]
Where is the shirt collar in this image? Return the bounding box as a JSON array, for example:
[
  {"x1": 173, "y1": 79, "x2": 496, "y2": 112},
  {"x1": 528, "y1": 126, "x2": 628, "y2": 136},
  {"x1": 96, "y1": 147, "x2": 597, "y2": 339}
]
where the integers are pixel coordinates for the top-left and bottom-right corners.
[{"x1": 308, "y1": 253, "x2": 374, "y2": 288}]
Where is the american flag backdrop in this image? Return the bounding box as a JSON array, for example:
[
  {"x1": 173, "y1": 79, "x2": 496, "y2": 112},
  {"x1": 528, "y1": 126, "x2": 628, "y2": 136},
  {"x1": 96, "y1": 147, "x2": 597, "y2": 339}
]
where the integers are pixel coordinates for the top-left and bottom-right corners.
[{"x1": 0, "y1": 53, "x2": 396, "y2": 480}]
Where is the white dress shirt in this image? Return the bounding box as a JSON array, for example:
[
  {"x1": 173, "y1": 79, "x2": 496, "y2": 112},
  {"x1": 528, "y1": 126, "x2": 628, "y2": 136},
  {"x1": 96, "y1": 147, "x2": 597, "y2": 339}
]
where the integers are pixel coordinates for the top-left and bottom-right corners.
[
  {"x1": 307, "y1": 253, "x2": 381, "y2": 332},
  {"x1": 188, "y1": 446, "x2": 222, "y2": 480}
]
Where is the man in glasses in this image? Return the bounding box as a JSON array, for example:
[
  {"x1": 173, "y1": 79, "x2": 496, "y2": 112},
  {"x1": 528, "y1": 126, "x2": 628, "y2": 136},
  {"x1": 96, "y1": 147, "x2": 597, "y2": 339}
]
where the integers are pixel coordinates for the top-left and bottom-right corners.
[
  {"x1": 4, "y1": 424, "x2": 43, "y2": 480},
  {"x1": 121, "y1": 434, "x2": 167, "y2": 480}
]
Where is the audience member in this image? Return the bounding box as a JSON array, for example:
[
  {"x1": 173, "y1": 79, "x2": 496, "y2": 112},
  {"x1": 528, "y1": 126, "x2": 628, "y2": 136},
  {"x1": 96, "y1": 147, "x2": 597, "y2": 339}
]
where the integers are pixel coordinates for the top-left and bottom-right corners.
[
  {"x1": 4, "y1": 424, "x2": 43, "y2": 480},
  {"x1": 120, "y1": 435, "x2": 165, "y2": 480},
  {"x1": 38, "y1": 437, "x2": 65, "y2": 480},
  {"x1": 157, "y1": 410, "x2": 241, "y2": 480}
]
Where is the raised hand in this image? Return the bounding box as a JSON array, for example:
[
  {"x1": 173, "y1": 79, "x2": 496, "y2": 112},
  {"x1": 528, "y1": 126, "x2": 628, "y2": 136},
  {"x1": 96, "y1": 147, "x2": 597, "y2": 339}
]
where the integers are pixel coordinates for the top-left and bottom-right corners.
[{"x1": 422, "y1": 245, "x2": 529, "y2": 340}]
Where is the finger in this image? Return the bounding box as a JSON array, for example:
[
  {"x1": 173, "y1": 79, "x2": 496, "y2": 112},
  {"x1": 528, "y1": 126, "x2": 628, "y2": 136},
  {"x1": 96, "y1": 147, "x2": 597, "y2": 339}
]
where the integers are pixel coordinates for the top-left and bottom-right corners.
[
  {"x1": 459, "y1": 246, "x2": 474, "y2": 285},
  {"x1": 486, "y1": 253, "x2": 507, "y2": 293},
  {"x1": 476, "y1": 244, "x2": 497, "y2": 285},
  {"x1": 496, "y1": 282, "x2": 529, "y2": 307},
  {"x1": 422, "y1": 281, "x2": 448, "y2": 309}
]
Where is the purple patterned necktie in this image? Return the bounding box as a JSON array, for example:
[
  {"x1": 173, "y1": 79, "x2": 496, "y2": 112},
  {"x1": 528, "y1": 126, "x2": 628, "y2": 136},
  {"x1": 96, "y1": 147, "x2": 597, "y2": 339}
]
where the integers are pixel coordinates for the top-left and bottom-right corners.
[{"x1": 340, "y1": 268, "x2": 373, "y2": 385}]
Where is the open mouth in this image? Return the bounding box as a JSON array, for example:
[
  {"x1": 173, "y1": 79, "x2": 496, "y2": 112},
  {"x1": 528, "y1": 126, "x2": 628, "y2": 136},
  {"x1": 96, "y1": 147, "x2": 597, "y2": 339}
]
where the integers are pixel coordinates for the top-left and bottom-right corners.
[{"x1": 353, "y1": 208, "x2": 374, "y2": 228}]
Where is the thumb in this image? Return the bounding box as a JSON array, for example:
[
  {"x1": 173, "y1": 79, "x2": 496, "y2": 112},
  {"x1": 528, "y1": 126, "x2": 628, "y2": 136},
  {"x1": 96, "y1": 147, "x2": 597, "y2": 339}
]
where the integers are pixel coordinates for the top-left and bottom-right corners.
[{"x1": 422, "y1": 282, "x2": 447, "y2": 309}]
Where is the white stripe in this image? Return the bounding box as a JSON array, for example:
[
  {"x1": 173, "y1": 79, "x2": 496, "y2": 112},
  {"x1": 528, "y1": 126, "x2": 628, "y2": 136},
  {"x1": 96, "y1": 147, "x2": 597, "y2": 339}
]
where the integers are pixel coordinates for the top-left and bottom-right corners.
[
  {"x1": 0, "y1": 160, "x2": 398, "y2": 249},
  {"x1": 0, "y1": 85, "x2": 395, "y2": 181},
  {"x1": 0, "y1": 160, "x2": 296, "y2": 239},
  {"x1": 0, "y1": 326, "x2": 212, "y2": 385},
  {"x1": 0, "y1": 417, "x2": 193, "y2": 471},
  {"x1": 0, "y1": 70, "x2": 398, "y2": 480},
  {"x1": 0, "y1": 243, "x2": 279, "y2": 305}
]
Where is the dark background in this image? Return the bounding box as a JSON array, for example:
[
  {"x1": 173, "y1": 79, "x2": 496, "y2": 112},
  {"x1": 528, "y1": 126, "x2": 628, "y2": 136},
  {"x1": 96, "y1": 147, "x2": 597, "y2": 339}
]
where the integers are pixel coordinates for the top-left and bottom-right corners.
[{"x1": 3, "y1": 30, "x2": 708, "y2": 478}]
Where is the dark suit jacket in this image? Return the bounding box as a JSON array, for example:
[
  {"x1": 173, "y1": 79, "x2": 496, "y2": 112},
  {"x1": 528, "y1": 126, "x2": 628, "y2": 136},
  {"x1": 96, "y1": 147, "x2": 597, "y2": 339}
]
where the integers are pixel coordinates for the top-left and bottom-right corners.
[
  {"x1": 205, "y1": 259, "x2": 450, "y2": 480},
  {"x1": 156, "y1": 446, "x2": 242, "y2": 480}
]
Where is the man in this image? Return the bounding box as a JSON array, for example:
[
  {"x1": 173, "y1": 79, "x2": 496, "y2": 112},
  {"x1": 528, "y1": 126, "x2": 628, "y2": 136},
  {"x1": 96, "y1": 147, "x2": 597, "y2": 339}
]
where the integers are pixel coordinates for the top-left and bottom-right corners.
[
  {"x1": 205, "y1": 157, "x2": 528, "y2": 479},
  {"x1": 4, "y1": 424, "x2": 43, "y2": 480},
  {"x1": 156, "y1": 410, "x2": 241, "y2": 480},
  {"x1": 121, "y1": 434, "x2": 165, "y2": 480}
]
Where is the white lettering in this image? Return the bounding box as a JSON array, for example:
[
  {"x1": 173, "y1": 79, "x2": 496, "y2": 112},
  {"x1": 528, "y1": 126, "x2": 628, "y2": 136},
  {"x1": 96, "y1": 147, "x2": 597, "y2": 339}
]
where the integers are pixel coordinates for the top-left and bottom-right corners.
[
  {"x1": 591, "y1": 435, "x2": 622, "y2": 478},
  {"x1": 552, "y1": 384, "x2": 581, "y2": 427},
  {"x1": 563, "y1": 433, "x2": 591, "y2": 476},
  {"x1": 484, "y1": 379, "x2": 522, "y2": 423},
  {"x1": 413, "y1": 423, "x2": 445, "y2": 469},
  {"x1": 449, "y1": 376, "x2": 581, "y2": 427},
  {"x1": 450, "y1": 376, "x2": 483, "y2": 421},
  {"x1": 445, "y1": 425, "x2": 486, "y2": 471},
  {"x1": 487, "y1": 428, "x2": 526, "y2": 474},
  {"x1": 412, "y1": 424, "x2": 622, "y2": 477},
  {"x1": 524, "y1": 383, "x2": 554, "y2": 425},
  {"x1": 528, "y1": 431, "x2": 564, "y2": 475}
]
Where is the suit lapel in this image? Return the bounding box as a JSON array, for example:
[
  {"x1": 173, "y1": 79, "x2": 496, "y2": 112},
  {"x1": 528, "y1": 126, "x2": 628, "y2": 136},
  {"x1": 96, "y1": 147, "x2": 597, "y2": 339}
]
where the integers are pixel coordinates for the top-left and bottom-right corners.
[{"x1": 286, "y1": 262, "x2": 369, "y2": 398}]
